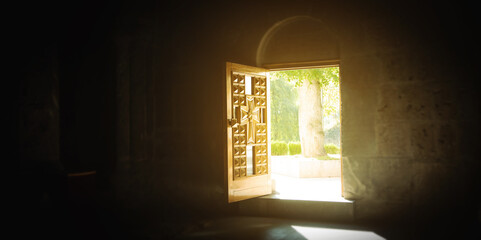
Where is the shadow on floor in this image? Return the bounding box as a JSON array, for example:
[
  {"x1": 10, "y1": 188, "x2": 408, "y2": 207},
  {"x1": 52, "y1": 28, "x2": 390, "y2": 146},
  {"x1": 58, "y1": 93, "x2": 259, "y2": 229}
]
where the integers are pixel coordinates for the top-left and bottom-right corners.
[{"x1": 178, "y1": 216, "x2": 386, "y2": 240}]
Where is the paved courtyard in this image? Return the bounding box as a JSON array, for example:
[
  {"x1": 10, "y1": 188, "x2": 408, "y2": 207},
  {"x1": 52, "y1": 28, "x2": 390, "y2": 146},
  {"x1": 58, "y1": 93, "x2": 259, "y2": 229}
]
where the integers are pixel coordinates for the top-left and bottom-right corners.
[{"x1": 267, "y1": 173, "x2": 350, "y2": 202}]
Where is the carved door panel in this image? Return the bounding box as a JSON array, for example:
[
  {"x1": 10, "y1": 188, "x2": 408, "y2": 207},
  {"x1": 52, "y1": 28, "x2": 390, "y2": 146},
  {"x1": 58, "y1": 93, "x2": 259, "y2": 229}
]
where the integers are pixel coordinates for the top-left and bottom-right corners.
[{"x1": 226, "y1": 62, "x2": 271, "y2": 203}]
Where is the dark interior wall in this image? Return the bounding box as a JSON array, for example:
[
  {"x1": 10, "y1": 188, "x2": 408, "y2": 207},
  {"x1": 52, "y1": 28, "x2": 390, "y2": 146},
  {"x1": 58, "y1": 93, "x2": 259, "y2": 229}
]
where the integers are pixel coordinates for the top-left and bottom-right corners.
[
  {"x1": 13, "y1": 0, "x2": 117, "y2": 172},
  {"x1": 12, "y1": 0, "x2": 117, "y2": 237},
  {"x1": 58, "y1": 8, "x2": 116, "y2": 175},
  {"x1": 13, "y1": 0, "x2": 480, "y2": 236}
]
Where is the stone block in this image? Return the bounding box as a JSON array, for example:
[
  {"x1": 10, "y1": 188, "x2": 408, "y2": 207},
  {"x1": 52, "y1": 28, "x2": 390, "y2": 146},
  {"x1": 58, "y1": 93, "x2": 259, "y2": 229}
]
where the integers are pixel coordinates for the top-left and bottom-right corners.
[
  {"x1": 239, "y1": 198, "x2": 354, "y2": 222},
  {"x1": 411, "y1": 163, "x2": 464, "y2": 206},
  {"x1": 370, "y1": 157, "x2": 412, "y2": 171},
  {"x1": 409, "y1": 123, "x2": 459, "y2": 164},
  {"x1": 380, "y1": 53, "x2": 413, "y2": 82},
  {"x1": 452, "y1": 86, "x2": 479, "y2": 120},
  {"x1": 368, "y1": 157, "x2": 413, "y2": 203},
  {"x1": 369, "y1": 168, "x2": 412, "y2": 203},
  {"x1": 340, "y1": 55, "x2": 380, "y2": 157},
  {"x1": 375, "y1": 122, "x2": 411, "y2": 157},
  {"x1": 431, "y1": 83, "x2": 458, "y2": 120},
  {"x1": 379, "y1": 51, "x2": 443, "y2": 83},
  {"x1": 341, "y1": 55, "x2": 381, "y2": 86},
  {"x1": 410, "y1": 123, "x2": 436, "y2": 163},
  {"x1": 341, "y1": 156, "x2": 370, "y2": 200},
  {"x1": 341, "y1": 126, "x2": 376, "y2": 156},
  {"x1": 338, "y1": 24, "x2": 367, "y2": 57},
  {"x1": 377, "y1": 83, "x2": 434, "y2": 121},
  {"x1": 376, "y1": 84, "x2": 402, "y2": 122},
  {"x1": 400, "y1": 85, "x2": 434, "y2": 120},
  {"x1": 456, "y1": 121, "x2": 478, "y2": 161},
  {"x1": 435, "y1": 124, "x2": 456, "y2": 161},
  {"x1": 354, "y1": 199, "x2": 412, "y2": 221},
  {"x1": 362, "y1": 17, "x2": 406, "y2": 54}
]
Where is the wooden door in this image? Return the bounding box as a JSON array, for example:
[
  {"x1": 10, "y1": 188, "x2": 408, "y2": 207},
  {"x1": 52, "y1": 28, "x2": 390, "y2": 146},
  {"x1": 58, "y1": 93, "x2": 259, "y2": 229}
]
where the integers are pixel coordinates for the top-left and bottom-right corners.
[{"x1": 226, "y1": 62, "x2": 271, "y2": 203}]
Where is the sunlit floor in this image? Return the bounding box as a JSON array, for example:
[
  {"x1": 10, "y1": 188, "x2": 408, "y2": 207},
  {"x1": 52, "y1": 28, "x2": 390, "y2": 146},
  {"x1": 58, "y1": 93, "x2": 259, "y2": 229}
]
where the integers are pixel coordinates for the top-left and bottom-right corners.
[
  {"x1": 266, "y1": 174, "x2": 351, "y2": 202},
  {"x1": 291, "y1": 225, "x2": 385, "y2": 240},
  {"x1": 176, "y1": 215, "x2": 480, "y2": 240}
]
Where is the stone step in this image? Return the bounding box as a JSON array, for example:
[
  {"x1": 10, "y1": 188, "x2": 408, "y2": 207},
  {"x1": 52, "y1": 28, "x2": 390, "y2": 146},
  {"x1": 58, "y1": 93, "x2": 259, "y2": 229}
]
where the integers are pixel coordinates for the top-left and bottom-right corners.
[{"x1": 238, "y1": 196, "x2": 354, "y2": 223}]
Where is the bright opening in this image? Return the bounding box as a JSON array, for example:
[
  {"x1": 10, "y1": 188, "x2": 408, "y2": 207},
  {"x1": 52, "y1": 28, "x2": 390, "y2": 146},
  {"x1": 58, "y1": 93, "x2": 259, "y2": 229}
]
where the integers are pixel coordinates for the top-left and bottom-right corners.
[{"x1": 269, "y1": 67, "x2": 344, "y2": 201}]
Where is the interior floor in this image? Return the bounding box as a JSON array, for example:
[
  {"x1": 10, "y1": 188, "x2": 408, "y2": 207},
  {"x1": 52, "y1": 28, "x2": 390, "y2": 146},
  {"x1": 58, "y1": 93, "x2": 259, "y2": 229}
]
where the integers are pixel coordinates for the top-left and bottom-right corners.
[
  {"x1": 176, "y1": 216, "x2": 481, "y2": 240},
  {"x1": 178, "y1": 216, "x2": 385, "y2": 240}
]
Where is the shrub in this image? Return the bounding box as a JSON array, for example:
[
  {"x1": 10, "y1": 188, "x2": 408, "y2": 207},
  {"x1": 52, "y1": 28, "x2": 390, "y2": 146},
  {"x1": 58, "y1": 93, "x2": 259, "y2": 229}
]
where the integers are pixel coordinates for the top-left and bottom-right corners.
[
  {"x1": 288, "y1": 142, "x2": 302, "y2": 155},
  {"x1": 324, "y1": 124, "x2": 340, "y2": 145},
  {"x1": 271, "y1": 141, "x2": 288, "y2": 155},
  {"x1": 324, "y1": 144, "x2": 340, "y2": 154}
]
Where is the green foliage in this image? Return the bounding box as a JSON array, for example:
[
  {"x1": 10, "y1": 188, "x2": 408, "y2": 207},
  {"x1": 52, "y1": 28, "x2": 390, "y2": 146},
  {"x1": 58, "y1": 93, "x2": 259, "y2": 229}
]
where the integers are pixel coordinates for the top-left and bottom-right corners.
[
  {"x1": 322, "y1": 79, "x2": 340, "y2": 118},
  {"x1": 271, "y1": 141, "x2": 288, "y2": 155},
  {"x1": 288, "y1": 142, "x2": 302, "y2": 155},
  {"x1": 324, "y1": 124, "x2": 340, "y2": 146},
  {"x1": 270, "y1": 78, "x2": 299, "y2": 142},
  {"x1": 271, "y1": 67, "x2": 340, "y2": 122},
  {"x1": 270, "y1": 67, "x2": 339, "y2": 88},
  {"x1": 324, "y1": 144, "x2": 340, "y2": 154}
]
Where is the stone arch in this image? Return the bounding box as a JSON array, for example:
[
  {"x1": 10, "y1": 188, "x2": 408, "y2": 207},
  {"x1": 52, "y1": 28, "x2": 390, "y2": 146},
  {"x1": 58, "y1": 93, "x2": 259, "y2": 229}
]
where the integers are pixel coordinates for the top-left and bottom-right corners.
[{"x1": 256, "y1": 16, "x2": 340, "y2": 67}]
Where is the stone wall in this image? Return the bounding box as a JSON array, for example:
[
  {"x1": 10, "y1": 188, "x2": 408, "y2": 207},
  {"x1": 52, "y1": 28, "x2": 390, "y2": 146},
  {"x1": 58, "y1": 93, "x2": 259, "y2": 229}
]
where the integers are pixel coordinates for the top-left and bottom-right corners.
[{"x1": 338, "y1": 4, "x2": 481, "y2": 222}]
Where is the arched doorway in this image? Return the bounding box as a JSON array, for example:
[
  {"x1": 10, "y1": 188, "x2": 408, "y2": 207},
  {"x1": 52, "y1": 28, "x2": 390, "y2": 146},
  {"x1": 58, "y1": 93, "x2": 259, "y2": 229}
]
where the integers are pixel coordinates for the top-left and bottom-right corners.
[
  {"x1": 256, "y1": 16, "x2": 339, "y2": 67},
  {"x1": 257, "y1": 16, "x2": 344, "y2": 201}
]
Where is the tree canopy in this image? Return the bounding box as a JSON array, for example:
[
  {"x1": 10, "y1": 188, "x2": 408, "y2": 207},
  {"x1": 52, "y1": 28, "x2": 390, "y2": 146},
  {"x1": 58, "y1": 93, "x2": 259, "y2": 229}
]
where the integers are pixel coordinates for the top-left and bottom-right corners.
[
  {"x1": 271, "y1": 67, "x2": 339, "y2": 87},
  {"x1": 270, "y1": 67, "x2": 340, "y2": 123}
]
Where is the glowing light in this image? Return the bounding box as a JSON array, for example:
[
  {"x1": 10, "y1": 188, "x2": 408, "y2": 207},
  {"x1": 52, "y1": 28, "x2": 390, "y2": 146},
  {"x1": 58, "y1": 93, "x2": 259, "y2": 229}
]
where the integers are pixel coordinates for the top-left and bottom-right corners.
[
  {"x1": 268, "y1": 174, "x2": 351, "y2": 202},
  {"x1": 245, "y1": 75, "x2": 252, "y2": 94},
  {"x1": 291, "y1": 225, "x2": 386, "y2": 240}
]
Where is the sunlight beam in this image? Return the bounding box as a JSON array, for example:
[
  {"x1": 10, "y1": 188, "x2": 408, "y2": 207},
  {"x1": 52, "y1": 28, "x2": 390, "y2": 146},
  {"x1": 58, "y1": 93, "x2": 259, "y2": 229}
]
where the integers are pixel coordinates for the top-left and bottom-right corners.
[{"x1": 291, "y1": 225, "x2": 386, "y2": 240}]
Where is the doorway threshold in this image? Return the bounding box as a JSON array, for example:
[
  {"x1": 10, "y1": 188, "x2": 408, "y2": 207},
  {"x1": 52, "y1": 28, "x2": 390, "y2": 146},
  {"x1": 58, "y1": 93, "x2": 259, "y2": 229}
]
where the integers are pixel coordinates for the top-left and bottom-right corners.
[
  {"x1": 262, "y1": 174, "x2": 352, "y2": 203},
  {"x1": 239, "y1": 174, "x2": 354, "y2": 222}
]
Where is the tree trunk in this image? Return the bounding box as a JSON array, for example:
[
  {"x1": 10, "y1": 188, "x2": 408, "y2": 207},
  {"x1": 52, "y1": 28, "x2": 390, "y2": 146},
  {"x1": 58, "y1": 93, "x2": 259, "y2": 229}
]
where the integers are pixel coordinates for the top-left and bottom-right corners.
[{"x1": 298, "y1": 80, "x2": 326, "y2": 157}]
